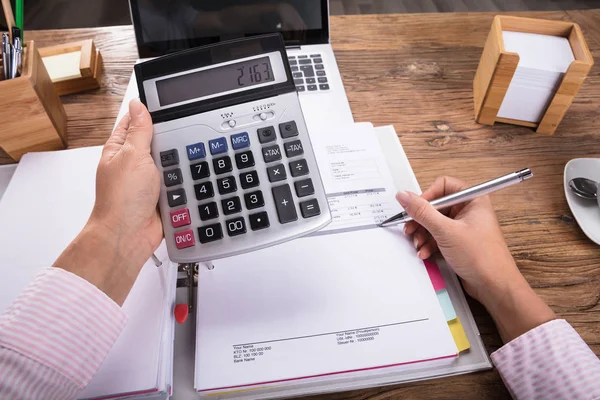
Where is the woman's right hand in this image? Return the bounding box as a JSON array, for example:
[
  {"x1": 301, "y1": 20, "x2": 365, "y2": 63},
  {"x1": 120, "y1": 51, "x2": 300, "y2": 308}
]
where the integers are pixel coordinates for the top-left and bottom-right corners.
[{"x1": 396, "y1": 176, "x2": 555, "y2": 342}]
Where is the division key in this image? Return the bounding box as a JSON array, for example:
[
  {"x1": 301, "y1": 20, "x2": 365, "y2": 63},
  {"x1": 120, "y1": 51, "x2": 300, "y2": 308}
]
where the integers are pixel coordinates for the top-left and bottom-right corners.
[{"x1": 272, "y1": 184, "x2": 298, "y2": 224}]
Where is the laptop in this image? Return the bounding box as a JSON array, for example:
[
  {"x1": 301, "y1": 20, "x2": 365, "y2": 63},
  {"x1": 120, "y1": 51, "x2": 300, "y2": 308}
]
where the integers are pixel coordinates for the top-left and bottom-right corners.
[{"x1": 117, "y1": 0, "x2": 354, "y2": 131}]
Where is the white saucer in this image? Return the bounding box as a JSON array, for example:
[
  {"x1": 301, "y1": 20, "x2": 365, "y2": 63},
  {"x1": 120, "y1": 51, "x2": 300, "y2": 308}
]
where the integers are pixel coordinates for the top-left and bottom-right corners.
[{"x1": 564, "y1": 158, "x2": 600, "y2": 245}]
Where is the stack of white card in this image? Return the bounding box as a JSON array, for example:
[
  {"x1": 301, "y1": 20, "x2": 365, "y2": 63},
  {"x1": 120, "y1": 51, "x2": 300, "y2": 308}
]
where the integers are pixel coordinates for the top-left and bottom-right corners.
[{"x1": 497, "y1": 31, "x2": 575, "y2": 123}]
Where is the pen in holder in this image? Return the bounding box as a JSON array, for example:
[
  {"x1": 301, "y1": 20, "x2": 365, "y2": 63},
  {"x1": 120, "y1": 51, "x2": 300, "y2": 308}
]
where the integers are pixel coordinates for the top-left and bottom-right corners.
[{"x1": 0, "y1": 41, "x2": 68, "y2": 162}]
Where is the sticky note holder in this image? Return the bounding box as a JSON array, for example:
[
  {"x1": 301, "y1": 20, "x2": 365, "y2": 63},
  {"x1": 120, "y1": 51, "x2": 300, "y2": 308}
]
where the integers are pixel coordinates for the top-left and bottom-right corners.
[
  {"x1": 473, "y1": 16, "x2": 594, "y2": 134},
  {"x1": 38, "y1": 39, "x2": 103, "y2": 96},
  {"x1": 0, "y1": 41, "x2": 68, "y2": 161}
]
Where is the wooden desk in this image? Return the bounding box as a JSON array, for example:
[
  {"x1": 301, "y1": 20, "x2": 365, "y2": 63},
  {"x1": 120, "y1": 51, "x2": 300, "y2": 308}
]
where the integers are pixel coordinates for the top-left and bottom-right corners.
[{"x1": 7, "y1": 10, "x2": 600, "y2": 399}]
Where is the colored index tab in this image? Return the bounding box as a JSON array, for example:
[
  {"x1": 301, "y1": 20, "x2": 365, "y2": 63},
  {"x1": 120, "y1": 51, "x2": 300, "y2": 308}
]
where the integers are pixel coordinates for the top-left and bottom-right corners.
[
  {"x1": 424, "y1": 260, "x2": 446, "y2": 292},
  {"x1": 209, "y1": 137, "x2": 228, "y2": 155},
  {"x1": 448, "y1": 317, "x2": 470, "y2": 352},
  {"x1": 437, "y1": 289, "x2": 457, "y2": 321},
  {"x1": 231, "y1": 132, "x2": 250, "y2": 150},
  {"x1": 186, "y1": 142, "x2": 206, "y2": 160}
]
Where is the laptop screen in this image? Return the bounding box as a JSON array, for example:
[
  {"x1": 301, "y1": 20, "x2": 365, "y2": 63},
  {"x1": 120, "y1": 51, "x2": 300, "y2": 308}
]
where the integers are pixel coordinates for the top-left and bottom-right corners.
[{"x1": 129, "y1": 0, "x2": 329, "y2": 58}]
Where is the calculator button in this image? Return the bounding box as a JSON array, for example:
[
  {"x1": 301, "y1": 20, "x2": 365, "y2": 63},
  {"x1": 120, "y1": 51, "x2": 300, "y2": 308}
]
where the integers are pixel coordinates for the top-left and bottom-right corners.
[
  {"x1": 208, "y1": 137, "x2": 228, "y2": 155},
  {"x1": 198, "y1": 223, "x2": 223, "y2": 244},
  {"x1": 213, "y1": 156, "x2": 233, "y2": 175},
  {"x1": 160, "y1": 149, "x2": 179, "y2": 167},
  {"x1": 190, "y1": 161, "x2": 210, "y2": 180},
  {"x1": 226, "y1": 217, "x2": 247, "y2": 237},
  {"x1": 293, "y1": 72, "x2": 302, "y2": 78},
  {"x1": 300, "y1": 65, "x2": 315, "y2": 77},
  {"x1": 306, "y1": 78, "x2": 316, "y2": 84},
  {"x1": 294, "y1": 179, "x2": 315, "y2": 197},
  {"x1": 262, "y1": 144, "x2": 282, "y2": 163},
  {"x1": 272, "y1": 184, "x2": 298, "y2": 224},
  {"x1": 297, "y1": 86, "x2": 306, "y2": 92},
  {"x1": 320, "y1": 84, "x2": 330, "y2": 91},
  {"x1": 267, "y1": 164, "x2": 287, "y2": 182},
  {"x1": 307, "y1": 85, "x2": 318, "y2": 91},
  {"x1": 240, "y1": 171, "x2": 260, "y2": 189},
  {"x1": 167, "y1": 188, "x2": 187, "y2": 207},
  {"x1": 186, "y1": 142, "x2": 206, "y2": 160},
  {"x1": 163, "y1": 168, "x2": 183, "y2": 187},
  {"x1": 289, "y1": 59, "x2": 298, "y2": 66},
  {"x1": 217, "y1": 176, "x2": 237, "y2": 195},
  {"x1": 298, "y1": 55, "x2": 308, "y2": 59},
  {"x1": 235, "y1": 151, "x2": 255, "y2": 169},
  {"x1": 222, "y1": 196, "x2": 242, "y2": 215},
  {"x1": 316, "y1": 70, "x2": 326, "y2": 77},
  {"x1": 284, "y1": 140, "x2": 304, "y2": 158},
  {"x1": 318, "y1": 77, "x2": 328, "y2": 83},
  {"x1": 244, "y1": 190, "x2": 265, "y2": 210},
  {"x1": 194, "y1": 182, "x2": 214, "y2": 201},
  {"x1": 314, "y1": 58, "x2": 323, "y2": 64},
  {"x1": 291, "y1": 66, "x2": 299, "y2": 72},
  {"x1": 174, "y1": 229, "x2": 195, "y2": 249},
  {"x1": 279, "y1": 121, "x2": 298, "y2": 139},
  {"x1": 170, "y1": 208, "x2": 191, "y2": 228},
  {"x1": 249, "y1": 211, "x2": 270, "y2": 231},
  {"x1": 290, "y1": 159, "x2": 309, "y2": 178},
  {"x1": 257, "y1": 126, "x2": 276, "y2": 144},
  {"x1": 231, "y1": 132, "x2": 250, "y2": 150},
  {"x1": 294, "y1": 78, "x2": 304, "y2": 85},
  {"x1": 315, "y1": 64, "x2": 325, "y2": 70},
  {"x1": 198, "y1": 202, "x2": 219, "y2": 221},
  {"x1": 299, "y1": 59, "x2": 312, "y2": 65},
  {"x1": 300, "y1": 199, "x2": 321, "y2": 218},
  {"x1": 310, "y1": 54, "x2": 321, "y2": 58},
  {"x1": 290, "y1": 159, "x2": 309, "y2": 177}
]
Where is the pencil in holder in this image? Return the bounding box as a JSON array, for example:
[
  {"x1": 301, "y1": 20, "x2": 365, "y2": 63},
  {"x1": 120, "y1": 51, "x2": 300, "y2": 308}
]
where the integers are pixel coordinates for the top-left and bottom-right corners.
[{"x1": 0, "y1": 41, "x2": 68, "y2": 162}]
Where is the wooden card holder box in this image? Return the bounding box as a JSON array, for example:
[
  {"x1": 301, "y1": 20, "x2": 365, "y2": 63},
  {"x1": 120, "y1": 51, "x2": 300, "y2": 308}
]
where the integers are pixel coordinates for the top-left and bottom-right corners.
[
  {"x1": 473, "y1": 16, "x2": 594, "y2": 134},
  {"x1": 0, "y1": 41, "x2": 68, "y2": 162},
  {"x1": 38, "y1": 39, "x2": 103, "y2": 96}
]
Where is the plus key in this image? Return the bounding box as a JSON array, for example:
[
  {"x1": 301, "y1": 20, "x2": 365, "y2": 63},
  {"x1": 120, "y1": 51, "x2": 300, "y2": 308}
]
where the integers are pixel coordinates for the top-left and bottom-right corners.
[{"x1": 272, "y1": 184, "x2": 298, "y2": 224}]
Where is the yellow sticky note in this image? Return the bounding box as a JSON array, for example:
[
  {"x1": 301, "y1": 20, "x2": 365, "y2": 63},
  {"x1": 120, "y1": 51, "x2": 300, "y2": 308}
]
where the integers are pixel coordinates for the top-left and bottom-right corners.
[{"x1": 448, "y1": 317, "x2": 470, "y2": 352}]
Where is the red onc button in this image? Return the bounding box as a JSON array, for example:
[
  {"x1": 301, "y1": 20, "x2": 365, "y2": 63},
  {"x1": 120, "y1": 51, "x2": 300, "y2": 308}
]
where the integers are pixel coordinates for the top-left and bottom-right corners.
[
  {"x1": 170, "y1": 208, "x2": 191, "y2": 228},
  {"x1": 174, "y1": 229, "x2": 195, "y2": 249}
]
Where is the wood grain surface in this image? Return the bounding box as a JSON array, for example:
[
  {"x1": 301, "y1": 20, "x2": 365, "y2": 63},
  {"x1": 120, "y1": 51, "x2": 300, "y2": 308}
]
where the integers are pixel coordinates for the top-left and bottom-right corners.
[{"x1": 3, "y1": 10, "x2": 599, "y2": 399}]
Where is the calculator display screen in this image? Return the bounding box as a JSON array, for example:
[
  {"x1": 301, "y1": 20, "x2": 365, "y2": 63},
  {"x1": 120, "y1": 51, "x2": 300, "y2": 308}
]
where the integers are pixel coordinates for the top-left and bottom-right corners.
[{"x1": 156, "y1": 57, "x2": 275, "y2": 106}]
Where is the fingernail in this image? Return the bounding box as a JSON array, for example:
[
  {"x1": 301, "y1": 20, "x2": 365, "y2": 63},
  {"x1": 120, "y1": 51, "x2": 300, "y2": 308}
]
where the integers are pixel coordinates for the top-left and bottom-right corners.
[
  {"x1": 413, "y1": 236, "x2": 419, "y2": 249},
  {"x1": 403, "y1": 225, "x2": 408, "y2": 236},
  {"x1": 417, "y1": 250, "x2": 424, "y2": 259},
  {"x1": 129, "y1": 99, "x2": 144, "y2": 118},
  {"x1": 396, "y1": 191, "x2": 410, "y2": 208}
]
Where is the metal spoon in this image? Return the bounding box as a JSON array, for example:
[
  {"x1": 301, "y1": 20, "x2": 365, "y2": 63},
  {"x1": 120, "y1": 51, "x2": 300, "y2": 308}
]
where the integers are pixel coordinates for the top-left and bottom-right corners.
[{"x1": 569, "y1": 177, "x2": 598, "y2": 200}]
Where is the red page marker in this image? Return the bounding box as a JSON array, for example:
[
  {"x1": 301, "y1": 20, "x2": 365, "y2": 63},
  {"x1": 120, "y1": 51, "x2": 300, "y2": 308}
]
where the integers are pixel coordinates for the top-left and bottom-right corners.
[{"x1": 174, "y1": 304, "x2": 189, "y2": 324}]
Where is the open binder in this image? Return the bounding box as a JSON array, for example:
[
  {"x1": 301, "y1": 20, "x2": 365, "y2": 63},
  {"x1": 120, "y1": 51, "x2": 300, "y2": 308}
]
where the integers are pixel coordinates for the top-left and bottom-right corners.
[{"x1": 0, "y1": 126, "x2": 491, "y2": 400}]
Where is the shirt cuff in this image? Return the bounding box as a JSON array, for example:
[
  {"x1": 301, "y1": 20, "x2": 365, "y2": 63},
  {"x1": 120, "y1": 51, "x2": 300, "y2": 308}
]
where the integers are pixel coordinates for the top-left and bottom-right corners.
[
  {"x1": 491, "y1": 319, "x2": 600, "y2": 400},
  {"x1": 0, "y1": 267, "x2": 128, "y2": 389}
]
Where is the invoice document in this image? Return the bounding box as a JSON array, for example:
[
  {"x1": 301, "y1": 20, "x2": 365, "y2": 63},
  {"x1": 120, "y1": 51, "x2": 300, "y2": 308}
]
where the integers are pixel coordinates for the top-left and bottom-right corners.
[{"x1": 194, "y1": 124, "x2": 457, "y2": 394}]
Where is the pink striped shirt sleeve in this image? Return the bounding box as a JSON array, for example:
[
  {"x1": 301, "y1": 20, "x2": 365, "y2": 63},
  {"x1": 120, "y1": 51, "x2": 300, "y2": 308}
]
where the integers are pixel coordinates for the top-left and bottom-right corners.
[
  {"x1": 492, "y1": 319, "x2": 600, "y2": 400},
  {"x1": 0, "y1": 267, "x2": 127, "y2": 400}
]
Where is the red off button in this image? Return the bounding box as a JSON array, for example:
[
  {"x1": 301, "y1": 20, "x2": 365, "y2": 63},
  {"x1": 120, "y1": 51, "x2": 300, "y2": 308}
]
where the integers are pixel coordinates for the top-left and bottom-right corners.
[
  {"x1": 170, "y1": 208, "x2": 191, "y2": 228},
  {"x1": 174, "y1": 229, "x2": 195, "y2": 249}
]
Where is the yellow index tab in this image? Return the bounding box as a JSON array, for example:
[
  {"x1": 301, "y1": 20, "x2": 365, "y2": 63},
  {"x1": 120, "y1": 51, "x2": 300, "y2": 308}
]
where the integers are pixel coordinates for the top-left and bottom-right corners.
[{"x1": 448, "y1": 317, "x2": 470, "y2": 352}]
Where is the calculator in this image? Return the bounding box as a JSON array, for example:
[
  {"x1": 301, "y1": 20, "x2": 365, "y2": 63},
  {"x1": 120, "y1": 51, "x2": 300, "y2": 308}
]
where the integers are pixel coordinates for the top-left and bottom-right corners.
[{"x1": 135, "y1": 34, "x2": 331, "y2": 263}]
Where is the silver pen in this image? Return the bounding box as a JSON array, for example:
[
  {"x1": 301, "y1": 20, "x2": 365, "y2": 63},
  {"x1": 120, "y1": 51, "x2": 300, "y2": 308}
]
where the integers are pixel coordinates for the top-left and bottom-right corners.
[
  {"x1": 378, "y1": 168, "x2": 533, "y2": 227},
  {"x1": 12, "y1": 37, "x2": 21, "y2": 78},
  {"x1": 2, "y1": 33, "x2": 10, "y2": 80}
]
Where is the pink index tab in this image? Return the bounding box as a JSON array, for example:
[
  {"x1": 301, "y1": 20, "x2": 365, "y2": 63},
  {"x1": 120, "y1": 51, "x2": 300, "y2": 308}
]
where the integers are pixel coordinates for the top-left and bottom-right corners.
[
  {"x1": 170, "y1": 208, "x2": 191, "y2": 228},
  {"x1": 424, "y1": 260, "x2": 446, "y2": 292},
  {"x1": 174, "y1": 229, "x2": 195, "y2": 249}
]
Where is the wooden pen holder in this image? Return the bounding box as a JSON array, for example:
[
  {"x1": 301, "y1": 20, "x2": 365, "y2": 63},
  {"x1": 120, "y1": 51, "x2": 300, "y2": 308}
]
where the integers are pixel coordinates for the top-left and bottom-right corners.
[
  {"x1": 0, "y1": 41, "x2": 68, "y2": 162},
  {"x1": 474, "y1": 16, "x2": 594, "y2": 134}
]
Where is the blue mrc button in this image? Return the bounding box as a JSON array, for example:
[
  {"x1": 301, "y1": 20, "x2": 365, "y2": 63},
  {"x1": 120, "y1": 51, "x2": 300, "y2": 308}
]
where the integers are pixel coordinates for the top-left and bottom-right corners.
[
  {"x1": 208, "y1": 137, "x2": 228, "y2": 155},
  {"x1": 231, "y1": 132, "x2": 250, "y2": 150},
  {"x1": 186, "y1": 142, "x2": 206, "y2": 160}
]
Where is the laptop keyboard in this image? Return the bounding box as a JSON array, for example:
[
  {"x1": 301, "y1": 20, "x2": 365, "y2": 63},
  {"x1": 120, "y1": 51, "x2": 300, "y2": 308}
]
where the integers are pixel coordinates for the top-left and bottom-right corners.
[{"x1": 288, "y1": 54, "x2": 330, "y2": 93}]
